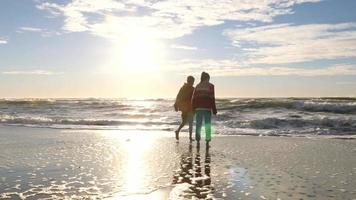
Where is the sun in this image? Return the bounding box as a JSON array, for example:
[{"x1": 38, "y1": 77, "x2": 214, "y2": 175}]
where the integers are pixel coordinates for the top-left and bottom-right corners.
[
  {"x1": 102, "y1": 31, "x2": 167, "y2": 98},
  {"x1": 117, "y1": 35, "x2": 164, "y2": 73}
]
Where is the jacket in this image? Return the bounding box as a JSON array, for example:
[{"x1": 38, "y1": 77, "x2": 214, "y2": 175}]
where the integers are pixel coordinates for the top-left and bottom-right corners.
[
  {"x1": 174, "y1": 83, "x2": 194, "y2": 113},
  {"x1": 192, "y1": 81, "x2": 217, "y2": 114}
]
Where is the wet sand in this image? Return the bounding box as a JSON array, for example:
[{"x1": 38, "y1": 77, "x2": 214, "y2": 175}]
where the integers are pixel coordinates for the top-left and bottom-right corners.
[{"x1": 0, "y1": 126, "x2": 355, "y2": 199}]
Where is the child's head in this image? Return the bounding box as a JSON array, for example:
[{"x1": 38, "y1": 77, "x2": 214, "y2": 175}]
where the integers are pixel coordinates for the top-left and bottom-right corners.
[
  {"x1": 200, "y1": 72, "x2": 210, "y2": 82},
  {"x1": 187, "y1": 76, "x2": 195, "y2": 86}
]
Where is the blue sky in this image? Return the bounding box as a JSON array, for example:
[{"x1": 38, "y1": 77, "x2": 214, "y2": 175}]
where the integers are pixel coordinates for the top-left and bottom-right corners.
[{"x1": 0, "y1": 0, "x2": 356, "y2": 98}]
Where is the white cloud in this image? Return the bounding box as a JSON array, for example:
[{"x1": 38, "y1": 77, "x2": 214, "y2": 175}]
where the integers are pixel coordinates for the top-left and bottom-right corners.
[
  {"x1": 170, "y1": 44, "x2": 197, "y2": 50},
  {"x1": 37, "y1": 0, "x2": 322, "y2": 40},
  {"x1": 2, "y1": 70, "x2": 62, "y2": 75},
  {"x1": 0, "y1": 38, "x2": 7, "y2": 44},
  {"x1": 224, "y1": 23, "x2": 356, "y2": 64},
  {"x1": 17, "y1": 26, "x2": 62, "y2": 37},
  {"x1": 19, "y1": 27, "x2": 43, "y2": 32},
  {"x1": 36, "y1": 2, "x2": 63, "y2": 16},
  {"x1": 167, "y1": 59, "x2": 356, "y2": 76}
]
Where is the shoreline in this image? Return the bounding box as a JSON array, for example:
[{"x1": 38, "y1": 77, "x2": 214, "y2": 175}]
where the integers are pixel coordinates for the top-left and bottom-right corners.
[{"x1": 1, "y1": 124, "x2": 355, "y2": 140}]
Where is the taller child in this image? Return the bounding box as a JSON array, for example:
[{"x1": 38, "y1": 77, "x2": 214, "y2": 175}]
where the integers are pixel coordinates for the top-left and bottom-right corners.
[{"x1": 192, "y1": 72, "x2": 217, "y2": 146}]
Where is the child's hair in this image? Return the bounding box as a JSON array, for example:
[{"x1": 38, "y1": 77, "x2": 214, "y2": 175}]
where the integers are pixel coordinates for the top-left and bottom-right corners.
[
  {"x1": 187, "y1": 76, "x2": 195, "y2": 84},
  {"x1": 200, "y1": 72, "x2": 210, "y2": 82}
]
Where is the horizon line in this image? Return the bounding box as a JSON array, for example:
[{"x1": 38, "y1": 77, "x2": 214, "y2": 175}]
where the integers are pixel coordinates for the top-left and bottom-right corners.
[{"x1": 0, "y1": 96, "x2": 355, "y2": 100}]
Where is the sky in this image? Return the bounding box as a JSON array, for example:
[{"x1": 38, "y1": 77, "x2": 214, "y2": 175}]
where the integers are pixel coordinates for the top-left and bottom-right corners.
[{"x1": 0, "y1": 0, "x2": 356, "y2": 98}]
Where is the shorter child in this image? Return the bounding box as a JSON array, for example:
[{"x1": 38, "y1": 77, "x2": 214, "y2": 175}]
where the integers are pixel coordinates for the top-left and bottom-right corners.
[{"x1": 174, "y1": 76, "x2": 195, "y2": 141}]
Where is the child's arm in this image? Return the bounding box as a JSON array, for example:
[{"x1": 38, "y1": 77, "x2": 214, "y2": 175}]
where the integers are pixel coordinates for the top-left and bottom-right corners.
[{"x1": 212, "y1": 85, "x2": 217, "y2": 115}]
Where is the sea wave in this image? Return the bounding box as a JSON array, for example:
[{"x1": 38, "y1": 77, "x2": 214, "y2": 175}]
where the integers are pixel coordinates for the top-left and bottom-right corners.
[
  {"x1": 1, "y1": 98, "x2": 356, "y2": 136},
  {"x1": 3, "y1": 98, "x2": 355, "y2": 114},
  {"x1": 217, "y1": 98, "x2": 356, "y2": 114},
  {"x1": 246, "y1": 117, "x2": 356, "y2": 132},
  {"x1": 0, "y1": 114, "x2": 175, "y2": 127},
  {"x1": 0, "y1": 99, "x2": 56, "y2": 106},
  {"x1": 295, "y1": 100, "x2": 356, "y2": 114}
]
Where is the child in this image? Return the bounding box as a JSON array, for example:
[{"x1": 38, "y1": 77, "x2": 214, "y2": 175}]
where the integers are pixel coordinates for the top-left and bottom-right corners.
[
  {"x1": 174, "y1": 76, "x2": 195, "y2": 141},
  {"x1": 192, "y1": 72, "x2": 217, "y2": 146}
]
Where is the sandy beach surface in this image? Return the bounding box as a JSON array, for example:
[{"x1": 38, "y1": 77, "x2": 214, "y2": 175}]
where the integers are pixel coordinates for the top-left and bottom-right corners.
[{"x1": 0, "y1": 126, "x2": 355, "y2": 199}]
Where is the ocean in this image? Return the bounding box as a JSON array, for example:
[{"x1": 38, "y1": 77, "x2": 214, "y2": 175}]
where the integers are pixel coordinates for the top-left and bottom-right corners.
[{"x1": 0, "y1": 98, "x2": 356, "y2": 136}]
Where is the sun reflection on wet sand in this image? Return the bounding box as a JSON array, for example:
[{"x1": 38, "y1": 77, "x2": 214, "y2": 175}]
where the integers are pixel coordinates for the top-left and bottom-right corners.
[
  {"x1": 102, "y1": 130, "x2": 172, "y2": 200},
  {"x1": 122, "y1": 135, "x2": 152, "y2": 193},
  {"x1": 101, "y1": 131, "x2": 155, "y2": 193}
]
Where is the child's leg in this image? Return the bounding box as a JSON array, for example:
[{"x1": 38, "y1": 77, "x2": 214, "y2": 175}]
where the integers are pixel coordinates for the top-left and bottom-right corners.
[
  {"x1": 188, "y1": 112, "x2": 194, "y2": 139},
  {"x1": 195, "y1": 111, "x2": 203, "y2": 142},
  {"x1": 204, "y1": 110, "x2": 212, "y2": 142},
  {"x1": 176, "y1": 121, "x2": 184, "y2": 133},
  {"x1": 175, "y1": 112, "x2": 187, "y2": 140},
  {"x1": 176, "y1": 113, "x2": 186, "y2": 131}
]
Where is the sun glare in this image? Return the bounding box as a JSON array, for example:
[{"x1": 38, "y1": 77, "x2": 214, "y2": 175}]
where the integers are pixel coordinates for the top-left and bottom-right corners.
[{"x1": 117, "y1": 35, "x2": 164, "y2": 73}]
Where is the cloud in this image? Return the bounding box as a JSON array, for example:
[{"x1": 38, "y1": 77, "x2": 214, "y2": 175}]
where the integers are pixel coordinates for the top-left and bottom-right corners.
[
  {"x1": 2, "y1": 70, "x2": 62, "y2": 75},
  {"x1": 224, "y1": 23, "x2": 356, "y2": 64},
  {"x1": 0, "y1": 38, "x2": 7, "y2": 44},
  {"x1": 37, "y1": 0, "x2": 322, "y2": 40},
  {"x1": 17, "y1": 26, "x2": 61, "y2": 37},
  {"x1": 18, "y1": 27, "x2": 43, "y2": 32},
  {"x1": 167, "y1": 59, "x2": 356, "y2": 77},
  {"x1": 170, "y1": 44, "x2": 197, "y2": 50},
  {"x1": 36, "y1": 2, "x2": 63, "y2": 16}
]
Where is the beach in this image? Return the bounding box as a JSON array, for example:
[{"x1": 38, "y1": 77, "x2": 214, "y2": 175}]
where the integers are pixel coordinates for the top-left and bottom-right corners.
[
  {"x1": 2, "y1": 0, "x2": 356, "y2": 199},
  {"x1": 0, "y1": 125, "x2": 355, "y2": 199}
]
